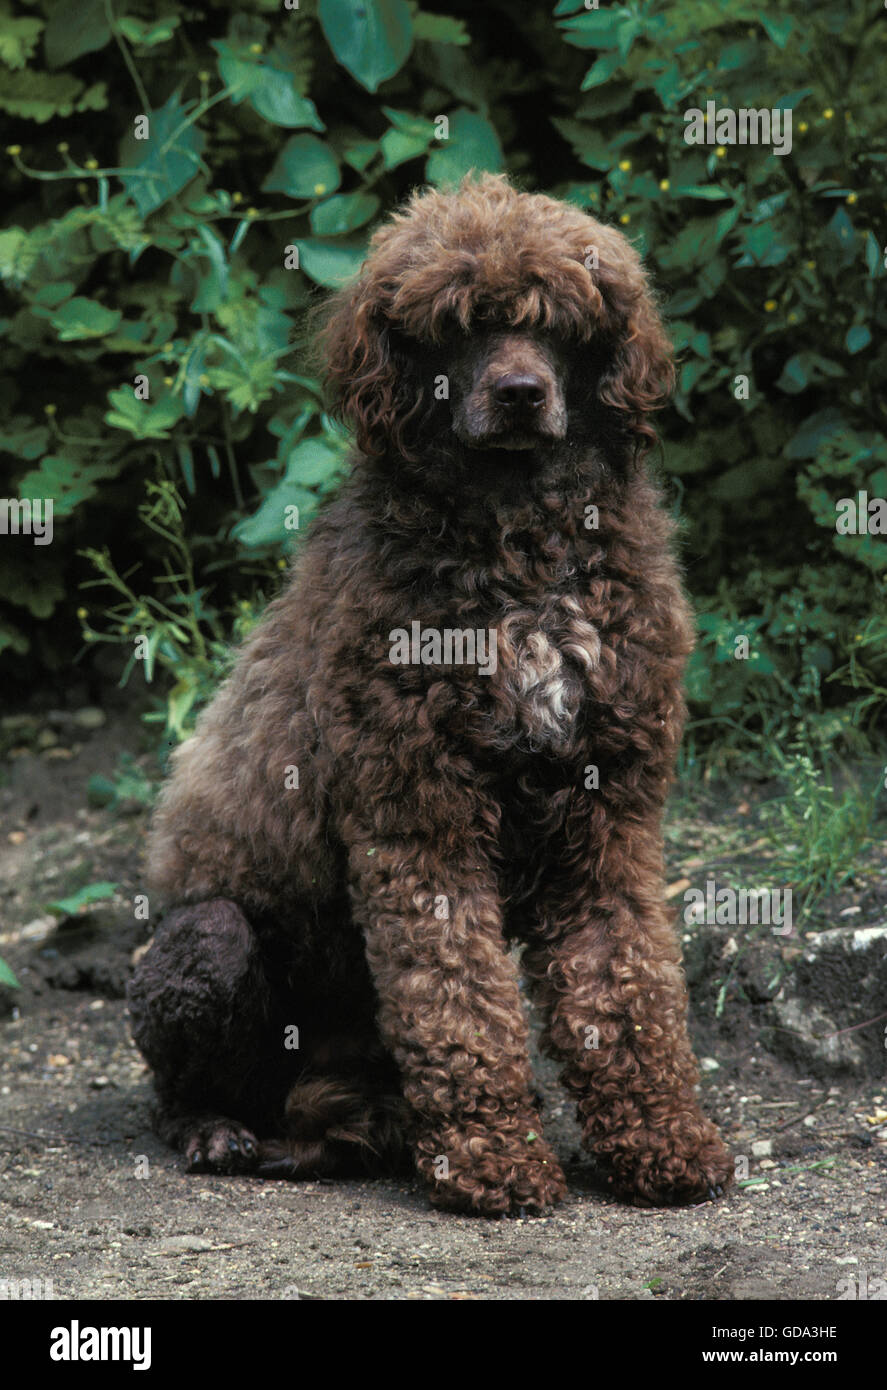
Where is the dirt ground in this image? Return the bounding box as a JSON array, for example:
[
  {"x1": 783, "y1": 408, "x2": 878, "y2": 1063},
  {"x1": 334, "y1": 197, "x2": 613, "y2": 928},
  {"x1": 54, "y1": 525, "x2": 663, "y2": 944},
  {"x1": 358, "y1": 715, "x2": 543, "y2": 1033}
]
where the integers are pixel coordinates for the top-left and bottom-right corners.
[{"x1": 1, "y1": 705, "x2": 885, "y2": 1301}]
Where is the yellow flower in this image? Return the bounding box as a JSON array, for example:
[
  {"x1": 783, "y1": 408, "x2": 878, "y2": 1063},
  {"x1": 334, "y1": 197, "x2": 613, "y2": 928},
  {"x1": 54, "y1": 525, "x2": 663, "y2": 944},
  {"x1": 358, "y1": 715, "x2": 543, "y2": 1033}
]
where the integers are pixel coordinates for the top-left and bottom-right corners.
[
  {"x1": 6, "y1": 144, "x2": 21, "y2": 156},
  {"x1": 787, "y1": 312, "x2": 799, "y2": 324},
  {"x1": 163, "y1": 341, "x2": 174, "y2": 354},
  {"x1": 246, "y1": 207, "x2": 259, "y2": 219},
  {"x1": 846, "y1": 192, "x2": 857, "y2": 204},
  {"x1": 198, "y1": 70, "x2": 209, "y2": 82},
  {"x1": 249, "y1": 43, "x2": 262, "y2": 54},
  {"x1": 798, "y1": 121, "x2": 808, "y2": 133},
  {"x1": 314, "y1": 182, "x2": 327, "y2": 194},
  {"x1": 619, "y1": 213, "x2": 630, "y2": 225},
  {"x1": 716, "y1": 146, "x2": 727, "y2": 158},
  {"x1": 806, "y1": 260, "x2": 816, "y2": 270},
  {"x1": 76, "y1": 607, "x2": 88, "y2": 620},
  {"x1": 44, "y1": 403, "x2": 57, "y2": 415},
  {"x1": 84, "y1": 157, "x2": 99, "y2": 170},
  {"x1": 618, "y1": 159, "x2": 631, "y2": 172},
  {"x1": 764, "y1": 299, "x2": 777, "y2": 312},
  {"x1": 659, "y1": 178, "x2": 670, "y2": 191},
  {"x1": 199, "y1": 373, "x2": 210, "y2": 387},
  {"x1": 277, "y1": 559, "x2": 287, "y2": 570},
  {"x1": 56, "y1": 142, "x2": 69, "y2": 153},
  {"x1": 164, "y1": 376, "x2": 174, "y2": 386},
  {"x1": 232, "y1": 191, "x2": 243, "y2": 204},
  {"x1": 823, "y1": 108, "x2": 834, "y2": 119}
]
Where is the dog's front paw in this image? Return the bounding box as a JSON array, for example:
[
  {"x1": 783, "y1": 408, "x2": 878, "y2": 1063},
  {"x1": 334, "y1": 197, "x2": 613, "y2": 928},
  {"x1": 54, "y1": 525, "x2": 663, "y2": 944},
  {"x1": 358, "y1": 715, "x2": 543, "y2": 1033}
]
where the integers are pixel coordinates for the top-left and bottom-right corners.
[
  {"x1": 417, "y1": 1121, "x2": 568, "y2": 1217},
  {"x1": 606, "y1": 1130, "x2": 734, "y2": 1207}
]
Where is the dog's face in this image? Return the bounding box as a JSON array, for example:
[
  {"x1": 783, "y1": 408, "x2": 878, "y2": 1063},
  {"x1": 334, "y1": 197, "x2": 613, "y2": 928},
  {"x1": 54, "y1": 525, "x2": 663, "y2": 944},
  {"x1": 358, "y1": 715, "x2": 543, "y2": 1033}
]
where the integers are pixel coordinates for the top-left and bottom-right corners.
[
  {"x1": 446, "y1": 328, "x2": 569, "y2": 452},
  {"x1": 388, "y1": 322, "x2": 607, "y2": 467}
]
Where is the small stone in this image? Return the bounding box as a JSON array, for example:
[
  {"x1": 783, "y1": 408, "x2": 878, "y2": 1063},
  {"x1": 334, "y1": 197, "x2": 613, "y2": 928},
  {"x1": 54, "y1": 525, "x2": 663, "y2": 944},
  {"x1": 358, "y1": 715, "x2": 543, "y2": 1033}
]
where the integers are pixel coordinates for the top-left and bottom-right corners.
[
  {"x1": 90, "y1": 1075, "x2": 110, "y2": 1089},
  {"x1": 72, "y1": 707, "x2": 106, "y2": 730},
  {"x1": 155, "y1": 1236, "x2": 215, "y2": 1255},
  {"x1": 7, "y1": 830, "x2": 26, "y2": 845},
  {"x1": 700, "y1": 1057, "x2": 720, "y2": 1073},
  {"x1": 751, "y1": 1139, "x2": 772, "y2": 1158}
]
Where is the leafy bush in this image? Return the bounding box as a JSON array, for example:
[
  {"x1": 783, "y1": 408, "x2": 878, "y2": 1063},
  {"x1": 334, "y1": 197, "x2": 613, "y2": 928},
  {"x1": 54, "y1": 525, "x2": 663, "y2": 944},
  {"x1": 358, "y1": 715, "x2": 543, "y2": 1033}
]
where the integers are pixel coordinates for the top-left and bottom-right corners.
[{"x1": 1, "y1": 0, "x2": 884, "y2": 762}]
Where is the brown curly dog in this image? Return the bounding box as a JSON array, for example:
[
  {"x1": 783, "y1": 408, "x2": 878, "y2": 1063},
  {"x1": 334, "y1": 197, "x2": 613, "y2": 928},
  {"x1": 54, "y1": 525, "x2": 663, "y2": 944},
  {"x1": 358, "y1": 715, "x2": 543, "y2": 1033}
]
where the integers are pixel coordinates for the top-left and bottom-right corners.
[{"x1": 129, "y1": 173, "x2": 733, "y2": 1216}]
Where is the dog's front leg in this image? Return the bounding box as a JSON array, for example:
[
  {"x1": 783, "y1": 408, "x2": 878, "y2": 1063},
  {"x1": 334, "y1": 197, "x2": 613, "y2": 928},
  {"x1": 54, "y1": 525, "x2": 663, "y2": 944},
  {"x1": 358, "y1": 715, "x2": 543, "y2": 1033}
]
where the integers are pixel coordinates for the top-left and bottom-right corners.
[
  {"x1": 522, "y1": 799, "x2": 734, "y2": 1207},
  {"x1": 347, "y1": 837, "x2": 567, "y2": 1216}
]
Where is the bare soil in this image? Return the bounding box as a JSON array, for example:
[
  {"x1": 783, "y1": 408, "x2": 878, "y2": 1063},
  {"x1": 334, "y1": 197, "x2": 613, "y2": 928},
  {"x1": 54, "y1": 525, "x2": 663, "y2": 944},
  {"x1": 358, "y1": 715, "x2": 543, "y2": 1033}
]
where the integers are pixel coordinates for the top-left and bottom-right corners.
[{"x1": 1, "y1": 707, "x2": 885, "y2": 1301}]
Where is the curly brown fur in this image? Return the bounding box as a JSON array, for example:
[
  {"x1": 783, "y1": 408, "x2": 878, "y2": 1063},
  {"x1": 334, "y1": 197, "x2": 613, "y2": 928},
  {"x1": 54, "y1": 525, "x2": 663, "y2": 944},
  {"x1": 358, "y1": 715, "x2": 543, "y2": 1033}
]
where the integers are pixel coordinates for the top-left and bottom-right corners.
[{"x1": 129, "y1": 173, "x2": 732, "y2": 1216}]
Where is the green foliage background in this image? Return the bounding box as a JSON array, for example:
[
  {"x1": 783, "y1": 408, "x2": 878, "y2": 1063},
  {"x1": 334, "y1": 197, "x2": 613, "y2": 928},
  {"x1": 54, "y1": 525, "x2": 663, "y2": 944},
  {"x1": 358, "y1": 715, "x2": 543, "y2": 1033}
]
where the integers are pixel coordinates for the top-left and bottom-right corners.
[{"x1": 1, "y1": 0, "x2": 885, "y2": 763}]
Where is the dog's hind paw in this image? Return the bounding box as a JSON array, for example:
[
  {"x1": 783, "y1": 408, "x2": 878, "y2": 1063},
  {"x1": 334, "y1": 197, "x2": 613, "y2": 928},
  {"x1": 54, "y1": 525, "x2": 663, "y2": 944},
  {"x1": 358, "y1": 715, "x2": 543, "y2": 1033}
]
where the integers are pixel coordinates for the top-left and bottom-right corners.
[{"x1": 183, "y1": 1118, "x2": 259, "y2": 1174}]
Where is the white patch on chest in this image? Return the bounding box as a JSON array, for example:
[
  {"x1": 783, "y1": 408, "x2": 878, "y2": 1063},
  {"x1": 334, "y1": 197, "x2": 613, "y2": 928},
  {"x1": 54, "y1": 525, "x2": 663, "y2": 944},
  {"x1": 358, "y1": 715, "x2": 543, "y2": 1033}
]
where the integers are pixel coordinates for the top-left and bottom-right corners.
[{"x1": 498, "y1": 596, "x2": 601, "y2": 750}]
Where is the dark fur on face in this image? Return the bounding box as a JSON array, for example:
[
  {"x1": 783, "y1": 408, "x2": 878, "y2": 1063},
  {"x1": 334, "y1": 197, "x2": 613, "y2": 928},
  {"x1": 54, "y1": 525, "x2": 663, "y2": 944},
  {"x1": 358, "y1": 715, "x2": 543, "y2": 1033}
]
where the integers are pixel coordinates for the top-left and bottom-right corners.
[{"x1": 130, "y1": 174, "x2": 733, "y2": 1218}]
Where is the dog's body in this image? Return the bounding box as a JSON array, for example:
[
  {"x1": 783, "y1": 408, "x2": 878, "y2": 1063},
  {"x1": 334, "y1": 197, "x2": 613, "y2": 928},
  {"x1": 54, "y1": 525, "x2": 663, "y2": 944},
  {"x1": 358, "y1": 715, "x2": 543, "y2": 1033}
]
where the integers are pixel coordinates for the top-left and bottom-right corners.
[{"x1": 129, "y1": 175, "x2": 733, "y2": 1215}]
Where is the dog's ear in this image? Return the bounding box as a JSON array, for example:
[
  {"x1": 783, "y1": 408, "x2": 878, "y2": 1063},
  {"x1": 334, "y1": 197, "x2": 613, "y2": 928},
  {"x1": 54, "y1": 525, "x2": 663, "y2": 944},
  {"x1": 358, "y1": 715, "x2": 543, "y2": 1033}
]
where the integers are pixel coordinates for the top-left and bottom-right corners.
[
  {"x1": 318, "y1": 285, "x2": 424, "y2": 461},
  {"x1": 591, "y1": 233, "x2": 675, "y2": 455}
]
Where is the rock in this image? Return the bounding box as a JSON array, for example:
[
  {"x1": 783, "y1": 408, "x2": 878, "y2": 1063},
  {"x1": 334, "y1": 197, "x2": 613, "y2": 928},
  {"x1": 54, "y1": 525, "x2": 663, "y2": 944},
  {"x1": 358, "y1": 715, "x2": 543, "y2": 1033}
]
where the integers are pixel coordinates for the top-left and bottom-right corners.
[
  {"x1": 751, "y1": 1139, "x2": 772, "y2": 1157},
  {"x1": 154, "y1": 1236, "x2": 215, "y2": 1256},
  {"x1": 72, "y1": 707, "x2": 106, "y2": 731},
  {"x1": 699, "y1": 1056, "x2": 721, "y2": 1073},
  {"x1": 766, "y1": 923, "x2": 887, "y2": 1078}
]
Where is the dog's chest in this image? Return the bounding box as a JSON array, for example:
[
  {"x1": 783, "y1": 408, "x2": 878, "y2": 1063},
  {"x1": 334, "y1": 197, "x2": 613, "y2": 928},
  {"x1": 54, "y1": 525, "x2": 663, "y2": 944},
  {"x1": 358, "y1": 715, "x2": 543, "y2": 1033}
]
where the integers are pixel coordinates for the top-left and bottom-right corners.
[{"x1": 494, "y1": 595, "x2": 601, "y2": 751}]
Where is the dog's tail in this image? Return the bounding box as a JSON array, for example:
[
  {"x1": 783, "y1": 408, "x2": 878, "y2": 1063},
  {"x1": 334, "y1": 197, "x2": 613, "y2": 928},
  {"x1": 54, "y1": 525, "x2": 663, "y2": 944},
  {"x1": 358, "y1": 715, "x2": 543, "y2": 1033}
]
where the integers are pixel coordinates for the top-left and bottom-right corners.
[{"x1": 257, "y1": 1077, "x2": 412, "y2": 1179}]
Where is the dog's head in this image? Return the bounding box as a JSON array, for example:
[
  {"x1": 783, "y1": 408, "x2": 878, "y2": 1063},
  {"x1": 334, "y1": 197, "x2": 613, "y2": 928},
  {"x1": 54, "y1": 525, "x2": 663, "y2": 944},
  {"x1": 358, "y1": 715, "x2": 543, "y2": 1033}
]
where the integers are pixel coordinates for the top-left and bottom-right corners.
[{"x1": 319, "y1": 173, "x2": 673, "y2": 469}]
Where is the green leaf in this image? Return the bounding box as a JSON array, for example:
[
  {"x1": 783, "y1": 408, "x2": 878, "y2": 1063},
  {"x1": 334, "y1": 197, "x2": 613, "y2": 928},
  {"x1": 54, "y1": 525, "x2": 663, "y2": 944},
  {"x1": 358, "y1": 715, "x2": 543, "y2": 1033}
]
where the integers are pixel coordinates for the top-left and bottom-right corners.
[
  {"x1": 558, "y1": 7, "x2": 636, "y2": 50},
  {"x1": 0, "y1": 226, "x2": 37, "y2": 286},
  {"x1": 116, "y1": 15, "x2": 180, "y2": 48},
  {"x1": 776, "y1": 353, "x2": 844, "y2": 395},
  {"x1": 412, "y1": 12, "x2": 470, "y2": 45},
  {"x1": 0, "y1": 416, "x2": 50, "y2": 459},
  {"x1": 0, "y1": 68, "x2": 83, "y2": 121},
  {"x1": 211, "y1": 44, "x2": 323, "y2": 130},
  {"x1": 426, "y1": 109, "x2": 504, "y2": 185},
  {"x1": 50, "y1": 297, "x2": 122, "y2": 340},
  {"x1": 119, "y1": 91, "x2": 207, "y2": 217},
  {"x1": 785, "y1": 410, "x2": 846, "y2": 461},
  {"x1": 0, "y1": 957, "x2": 20, "y2": 990},
  {"x1": 105, "y1": 388, "x2": 185, "y2": 440},
  {"x1": 262, "y1": 134, "x2": 341, "y2": 199},
  {"x1": 251, "y1": 71, "x2": 324, "y2": 129},
  {"x1": 845, "y1": 324, "x2": 871, "y2": 355},
  {"x1": 19, "y1": 454, "x2": 124, "y2": 516},
  {"x1": 581, "y1": 51, "x2": 624, "y2": 90},
  {"x1": 47, "y1": 882, "x2": 117, "y2": 915},
  {"x1": 319, "y1": 0, "x2": 413, "y2": 92},
  {"x1": 310, "y1": 190, "x2": 379, "y2": 235},
  {"x1": 380, "y1": 106, "x2": 437, "y2": 168},
  {"x1": 44, "y1": 0, "x2": 109, "y2": 68},
  {"x1": 293, "y1": 237, "x2": 368, "y2": 288},
  {"x1": 0, "y1": 14, "x2": 44, "y2": 69},
  {"x1": 761, "y1": 15, "x2": 794, "y2": 49},
  {"x1": 671, "y1": 185, "x2": 733, "y2": 201}
]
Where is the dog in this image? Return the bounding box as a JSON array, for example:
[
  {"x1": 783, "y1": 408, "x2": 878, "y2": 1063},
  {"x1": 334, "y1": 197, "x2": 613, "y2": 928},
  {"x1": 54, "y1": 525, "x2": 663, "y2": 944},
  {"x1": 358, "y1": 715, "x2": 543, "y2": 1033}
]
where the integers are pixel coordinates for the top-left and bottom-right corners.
[{"x1": 128, "y1": 173, "x2": 733, "y2": 1215}]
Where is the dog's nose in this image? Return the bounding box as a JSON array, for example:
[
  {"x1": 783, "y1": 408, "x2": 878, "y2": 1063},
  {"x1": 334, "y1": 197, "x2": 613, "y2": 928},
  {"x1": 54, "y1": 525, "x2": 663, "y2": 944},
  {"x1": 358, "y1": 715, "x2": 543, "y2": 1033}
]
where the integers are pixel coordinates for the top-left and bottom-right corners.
[{"x1": 493, "y1": 373, "x2": 546, "y2": 409}]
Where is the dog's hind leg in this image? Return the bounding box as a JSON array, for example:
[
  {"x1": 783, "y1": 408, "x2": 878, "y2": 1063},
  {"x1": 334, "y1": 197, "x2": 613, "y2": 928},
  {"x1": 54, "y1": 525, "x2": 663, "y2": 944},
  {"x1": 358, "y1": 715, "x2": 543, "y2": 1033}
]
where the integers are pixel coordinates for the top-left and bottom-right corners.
[{"x1": 128, "y1": 898, "x2": 274, "y2": 1173}]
